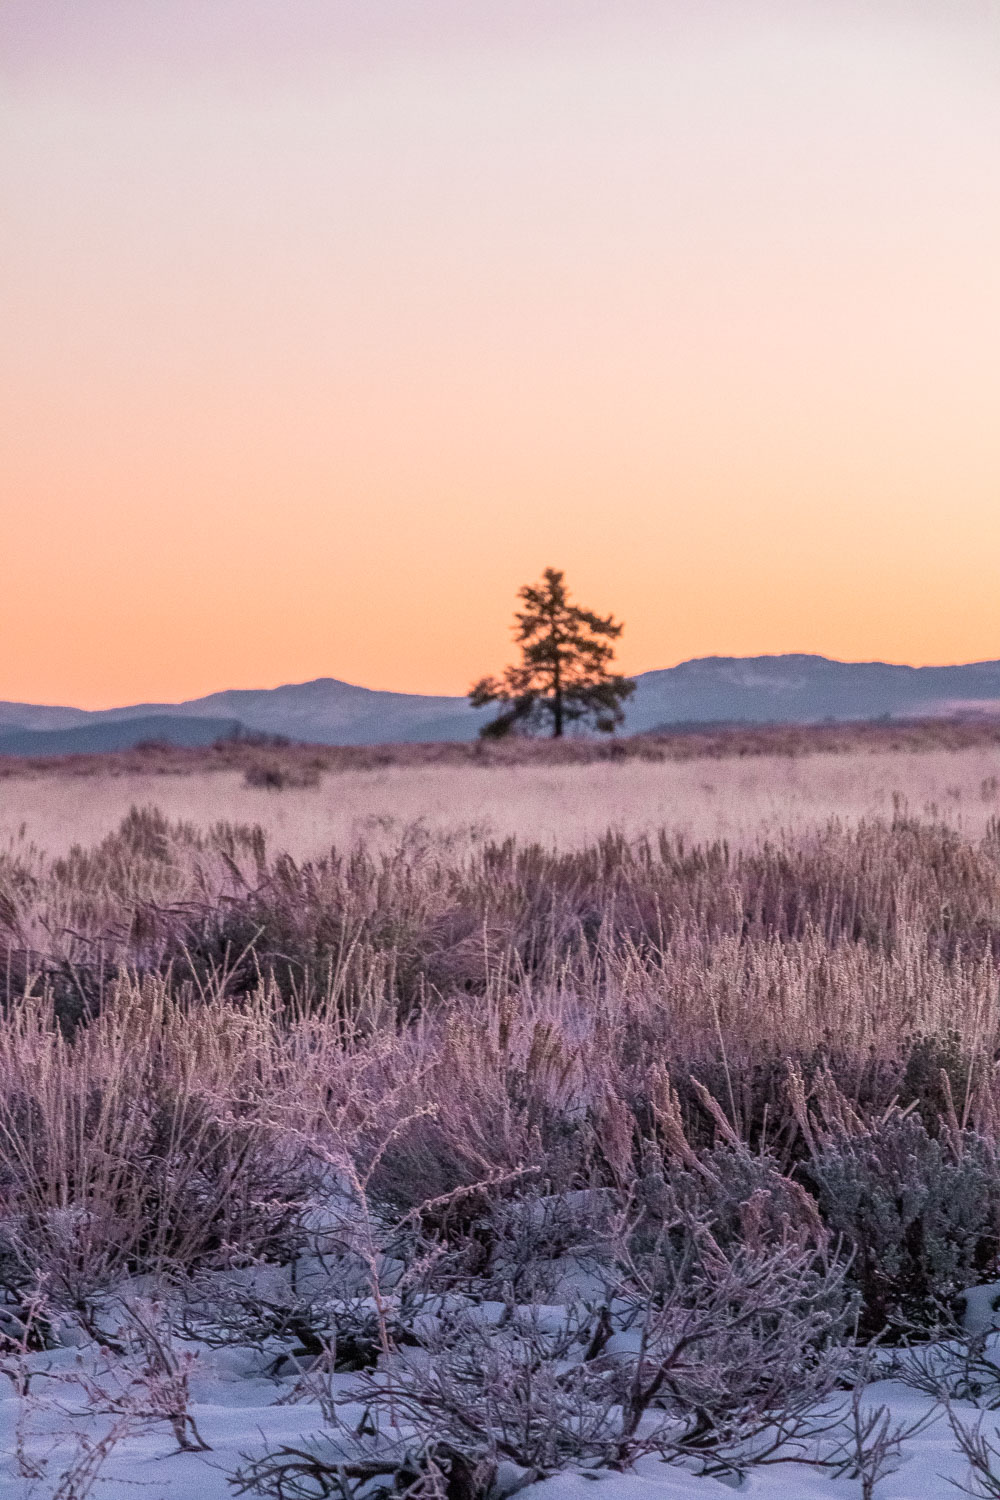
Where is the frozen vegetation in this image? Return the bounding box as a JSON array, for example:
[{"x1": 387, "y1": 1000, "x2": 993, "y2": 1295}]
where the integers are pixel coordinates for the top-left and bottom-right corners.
[{"x1": 2, "y1": 742, "x2": 1000, "y2": 1495}]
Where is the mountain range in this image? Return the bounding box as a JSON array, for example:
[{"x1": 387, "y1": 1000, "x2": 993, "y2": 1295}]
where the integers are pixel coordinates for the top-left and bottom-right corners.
[{"x1": 3, "y1": 654, "x2": 1000, "y2": 755}]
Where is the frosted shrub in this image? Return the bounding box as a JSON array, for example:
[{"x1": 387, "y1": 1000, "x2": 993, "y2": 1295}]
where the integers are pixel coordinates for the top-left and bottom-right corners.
[
  {"x1": 605, "y1": 1140, "x2": 853, "y2": 1471},
  {"x1": 808, "y1": 1114, "x2": 1000, "y2": 1334},
  {"x1": 351, "y1": 1219, "x2": 853, "y2": 1482},
  {"x1": 634, "y1": 1133, "x2": 827, "y2": 1259}
]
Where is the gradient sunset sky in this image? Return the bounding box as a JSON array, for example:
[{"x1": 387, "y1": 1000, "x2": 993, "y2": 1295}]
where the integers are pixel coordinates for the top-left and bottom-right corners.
[{"x1": 2, "y1": 1, "x2": 1000, "y2": 708}]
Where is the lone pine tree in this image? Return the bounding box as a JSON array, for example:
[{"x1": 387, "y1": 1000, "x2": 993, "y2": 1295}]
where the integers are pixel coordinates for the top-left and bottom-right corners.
[{"x1": 470, "y1": 568, "x2": 636, "y2": 739}]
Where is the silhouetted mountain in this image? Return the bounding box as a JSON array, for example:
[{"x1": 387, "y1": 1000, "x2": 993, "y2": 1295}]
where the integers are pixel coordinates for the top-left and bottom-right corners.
[
  {"x1": 89, "y1": 678, "x2": 486, "y2": 743},
  {"x1": 0, "y1": 703, "x2": 90, "y2": 733},
  {"x1": 0, "y1": 680, "x2": 484, "y2": 748},
  {"x1": 0, "y1": 716, "x2": 246, "y2": 756},
  {"x1": 626, "y1": 655, "x2": 1000, "y2": 730},
  {"x1": 3, "y1": 656, "x2": 1000, "y2": 755}
]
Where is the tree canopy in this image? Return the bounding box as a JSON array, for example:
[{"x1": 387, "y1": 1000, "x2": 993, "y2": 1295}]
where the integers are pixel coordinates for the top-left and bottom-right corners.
[{"x1": 469, "y1": 568, "x2": 636, "y2": 739}]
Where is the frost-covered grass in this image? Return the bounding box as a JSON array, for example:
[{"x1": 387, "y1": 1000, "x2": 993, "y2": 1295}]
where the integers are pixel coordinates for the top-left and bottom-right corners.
[
  {"x1": 4, "y1": 735, "x2": 1000, "y2": 860},
  {"x1": 3, "y1": 749, "x2": 1000, "y2": 1494}
]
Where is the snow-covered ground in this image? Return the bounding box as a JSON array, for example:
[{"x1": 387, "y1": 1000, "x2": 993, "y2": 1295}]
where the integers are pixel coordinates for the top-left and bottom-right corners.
[
  {"x1": 1, "y1": 1301, "x2": 998, "y2": 1500},
  {"x1": 0, "y1": 1357, "x2": 985, "y2": 1499},
  {"x1": 0, "y1": 1347, "x2": 341, "y2": 1498}
]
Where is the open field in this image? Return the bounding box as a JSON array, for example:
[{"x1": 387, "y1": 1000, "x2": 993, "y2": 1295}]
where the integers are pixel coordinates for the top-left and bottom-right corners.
[
  {"x1": 4, "y1": 729, "x2": 1000, "y2": 1495},
  {"x1": 4, "y1": 724, "x2": 1000, "y2": 860}
]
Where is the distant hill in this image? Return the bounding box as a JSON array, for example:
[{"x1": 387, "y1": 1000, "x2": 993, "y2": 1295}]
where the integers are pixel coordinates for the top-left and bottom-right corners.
[
  {"x1": 0, "y1": 702, "x2": 90, "y2": 733},
  {"x1": 0, "y1": 715, "x2": 246, "y2": 757},
  {"x1": 626, "y1": 655, "x2": 1000, "y2": 731},
  {"x1": 0, "y1": 680, "x2": 484, "y2": 750},
  {"x1": 3, "y1": 655, "x2": 1000, "y2": 755},
  {"x1": 90, "y1": 678, "x2": 486, "y2": 744}
]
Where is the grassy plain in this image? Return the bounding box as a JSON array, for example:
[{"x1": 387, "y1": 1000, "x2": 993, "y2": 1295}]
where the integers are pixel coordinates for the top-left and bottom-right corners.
[
  {"x1": 3, "y1": 722, "x2": 1000, "y2": 859},
  {"x1": 2, "y1": 723, "x2": 1000, "y2": 1493}
]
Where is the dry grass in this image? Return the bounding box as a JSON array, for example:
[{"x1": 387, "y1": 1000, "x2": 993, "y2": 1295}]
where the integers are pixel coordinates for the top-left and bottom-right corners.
[
  {"x1": 4, "y1": 716, "x2": 1000, "y2": 785},
  {"x1": 2, "y1": 730, "x2": 1000, "y2": 1332},
  {"x1": 3, "y1": 733, "x2": 1000, "y2": 861}
]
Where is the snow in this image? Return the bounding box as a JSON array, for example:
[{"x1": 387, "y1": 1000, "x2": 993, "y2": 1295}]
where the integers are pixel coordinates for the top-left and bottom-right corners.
[
  {"x1": 0, "y1": 1355, "x2": 341, "y2": 1497},
  {"x1": 960, "y1": 1282, "x2": 1000, "y2": 1336},
  {"x1": 1, "y1": 1245, "x2": 999, "y2": 1500},
  {"x1": 0, "y1": 1332, "x2": 994, "y2": 1500}
]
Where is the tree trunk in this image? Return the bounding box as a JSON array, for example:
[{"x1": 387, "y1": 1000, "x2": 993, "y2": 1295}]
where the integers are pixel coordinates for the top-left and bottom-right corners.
[{"x1": 552, "y1": 648, "x2": 563, "y2": 737}]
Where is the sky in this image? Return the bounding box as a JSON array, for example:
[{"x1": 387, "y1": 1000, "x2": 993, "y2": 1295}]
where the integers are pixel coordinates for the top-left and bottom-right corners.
[{"x1": 2, "y1": 1, "x2": 1000, "y2": 708}]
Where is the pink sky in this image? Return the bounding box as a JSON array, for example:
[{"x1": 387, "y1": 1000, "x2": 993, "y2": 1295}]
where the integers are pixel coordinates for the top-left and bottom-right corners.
[{"x1": 2, "y1": 1, "x2": 1000, "y2": 707}]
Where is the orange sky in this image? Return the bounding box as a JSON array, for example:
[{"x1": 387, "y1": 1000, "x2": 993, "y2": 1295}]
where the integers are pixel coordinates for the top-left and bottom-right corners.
[{"x1": 2, "y1": 0, "x2": 1000, "y2": 708}]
